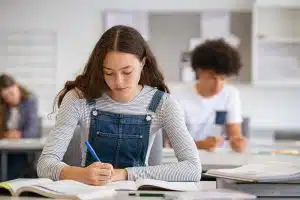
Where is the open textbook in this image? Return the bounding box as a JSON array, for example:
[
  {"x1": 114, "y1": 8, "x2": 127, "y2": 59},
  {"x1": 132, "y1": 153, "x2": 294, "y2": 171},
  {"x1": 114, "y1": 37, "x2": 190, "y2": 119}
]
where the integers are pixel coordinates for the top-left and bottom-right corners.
[
  {"x1": 0, "y1": 179, "x2": 116, "y2": 200},
  {"x1": 205, "y1": 162, "x2": 300, "y2": 182},
  {"x1": 0, "y1": 178, "x2": 198, "y2": 199}
]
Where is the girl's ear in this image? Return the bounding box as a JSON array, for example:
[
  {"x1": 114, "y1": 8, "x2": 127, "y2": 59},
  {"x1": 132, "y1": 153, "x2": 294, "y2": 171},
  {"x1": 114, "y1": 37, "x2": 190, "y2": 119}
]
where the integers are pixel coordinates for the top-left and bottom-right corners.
[{"x1": 141, "y1": 57, "x2": 146, "y2": 68}]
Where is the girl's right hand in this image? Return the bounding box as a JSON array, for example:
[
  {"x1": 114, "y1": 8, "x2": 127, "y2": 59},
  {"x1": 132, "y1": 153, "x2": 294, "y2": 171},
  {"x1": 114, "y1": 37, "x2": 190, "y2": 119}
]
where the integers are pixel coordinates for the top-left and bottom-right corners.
[
  {"x1": 195, "y1": 136, "x2": 224, "y2": 151},
  {"x1": 83, "y1": 162, "x2": 114, "y2": 186},
  {"x1": 206, "y1": 136, "x2": 224, "y2": 151}
]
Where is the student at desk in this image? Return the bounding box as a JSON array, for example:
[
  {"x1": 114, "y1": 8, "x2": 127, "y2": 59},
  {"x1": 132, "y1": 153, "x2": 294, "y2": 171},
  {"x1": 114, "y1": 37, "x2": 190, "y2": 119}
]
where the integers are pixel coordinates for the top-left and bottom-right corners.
[
  {"x1": 172, "y1": 39, "x2": 247, "y2": 152},
  {"x1": 37, "y1": 25, "x2": 201, "y2": 186},
  {"x1": 0, "y1": 74, "x2": 39, "y2": 179}
]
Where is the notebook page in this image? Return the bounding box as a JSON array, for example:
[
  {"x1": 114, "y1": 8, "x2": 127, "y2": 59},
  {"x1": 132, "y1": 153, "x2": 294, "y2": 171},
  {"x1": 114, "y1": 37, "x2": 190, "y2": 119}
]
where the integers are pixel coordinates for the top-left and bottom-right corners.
[
  {"x1": 77, "y1": 189, "x2": 117, "y2": 200},
  {"x1": 0, "y1": 178, "x2": 52, "y2": 193},
  {"x1": 105, "y1": 181, "x2": 137, "y2": 190},
  {"x1": 35, "y1": 180, "x2": 114, "y2": 195},
  {"x1": 18, "y1": 185, "x2": 116, "y2": 200},
  {"x1": 136, "y1": 179, "x2": 198, "y2": 191}
]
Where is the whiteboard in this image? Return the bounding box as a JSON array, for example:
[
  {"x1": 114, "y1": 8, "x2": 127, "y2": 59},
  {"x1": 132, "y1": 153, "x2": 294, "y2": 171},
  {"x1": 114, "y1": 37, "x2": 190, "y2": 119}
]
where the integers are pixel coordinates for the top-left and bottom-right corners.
[{"x1": 0, "y1": 30, "x2": 57, "y2": 117}]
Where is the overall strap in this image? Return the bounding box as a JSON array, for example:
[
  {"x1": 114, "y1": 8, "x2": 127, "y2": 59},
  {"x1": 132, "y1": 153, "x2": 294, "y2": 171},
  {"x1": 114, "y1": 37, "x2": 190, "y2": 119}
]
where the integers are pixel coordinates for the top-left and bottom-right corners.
[
  {"x1": 147, "y1": 90, "x2": 165, "y2": 113},
  {"x1": 86, "y1": 99, "x2": 96, "y2": 106}
]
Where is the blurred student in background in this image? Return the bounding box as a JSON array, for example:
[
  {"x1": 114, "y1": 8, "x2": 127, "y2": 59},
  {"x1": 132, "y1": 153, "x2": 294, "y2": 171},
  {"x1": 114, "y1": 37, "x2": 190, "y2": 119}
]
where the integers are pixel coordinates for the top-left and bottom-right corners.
[
  {"x1": 172, "y1": 39, "x2": 247, "y2": 152},
  {"x1": 0, "y1": 74, "x2": 38, "y2": 179}
]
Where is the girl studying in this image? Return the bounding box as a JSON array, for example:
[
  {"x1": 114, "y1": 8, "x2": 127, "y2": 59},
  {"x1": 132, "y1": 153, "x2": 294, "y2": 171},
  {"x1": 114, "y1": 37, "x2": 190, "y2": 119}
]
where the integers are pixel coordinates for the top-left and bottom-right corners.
[{"x1": 37, "y1": 25, "x2": 202, "y2": 185}]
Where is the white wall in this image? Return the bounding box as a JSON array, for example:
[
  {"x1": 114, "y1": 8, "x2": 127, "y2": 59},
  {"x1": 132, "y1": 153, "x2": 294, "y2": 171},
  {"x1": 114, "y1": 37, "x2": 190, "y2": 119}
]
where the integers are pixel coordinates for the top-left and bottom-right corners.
[
  {"x1": 149, "y1": 13, "x2": 200, "y2": 81},
  {"x1": 0, "y1": 0, "x2": 103, "y2": 93},
  {"x1": 236, "y1": 85, "x2": 300, "y2": 130}
]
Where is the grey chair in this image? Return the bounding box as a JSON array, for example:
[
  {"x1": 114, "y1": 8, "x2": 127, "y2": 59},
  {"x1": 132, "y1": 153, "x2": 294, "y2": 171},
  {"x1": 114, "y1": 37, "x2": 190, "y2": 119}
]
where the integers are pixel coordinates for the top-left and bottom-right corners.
[
  {"x1": 63, "y1": 126, "x2": 82, "y2": 166},
  {"x1": 22, "y1": 116, "x2": 44, "y2": 178},
  {"x1": 274, "y1": 131, "x2": 300, "y2": 141},
  {"x1": 148, "y1": 131, "x2": 163, "y2": 166},
  {"x1": 241, "y1": 117, "x2": 250, "y2": 138}
]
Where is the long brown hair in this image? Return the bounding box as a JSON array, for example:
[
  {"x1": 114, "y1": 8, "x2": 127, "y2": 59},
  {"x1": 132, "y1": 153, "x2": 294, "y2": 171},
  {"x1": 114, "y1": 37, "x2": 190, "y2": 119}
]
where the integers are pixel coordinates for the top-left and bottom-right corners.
[
  {"x1": 0, "y1": 74, "x2": 30, "y2": 136},
  {"x1": 56, "y1": 25, "x2": 169, "y2": 108}
]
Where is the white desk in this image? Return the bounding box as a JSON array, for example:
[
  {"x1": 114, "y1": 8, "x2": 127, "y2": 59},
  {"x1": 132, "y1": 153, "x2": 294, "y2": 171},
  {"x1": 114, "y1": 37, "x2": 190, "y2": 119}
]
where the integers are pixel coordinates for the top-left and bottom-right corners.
[
  {"x1": 0, "y1": 138, "x2": 45, "y2": 150},
  {"x1": 0, "y1": 138, "x2": 46, "y2": 181},
  {"x1": 1, "y1": 194, "x2": 298, "y2": 200},
  {"x1": 0, "y1": 181, "x2": 258, "y2": 200},
  {"x1": 163, "y1": 140, "x2": 300, "y2": 171},
  {"x1": 0, "y1": 181, "x2": 215, "y2": 200},
  {"x1": 0, "y1": 181, "x2": 296, "y2": 199}
]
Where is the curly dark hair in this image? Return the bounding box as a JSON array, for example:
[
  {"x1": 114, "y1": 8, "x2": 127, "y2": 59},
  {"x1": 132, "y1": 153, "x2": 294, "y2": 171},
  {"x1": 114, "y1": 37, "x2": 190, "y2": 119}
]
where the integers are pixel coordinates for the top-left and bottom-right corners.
[{"x1": 191, "y1": 39, "x2": 242, "y2": 77}]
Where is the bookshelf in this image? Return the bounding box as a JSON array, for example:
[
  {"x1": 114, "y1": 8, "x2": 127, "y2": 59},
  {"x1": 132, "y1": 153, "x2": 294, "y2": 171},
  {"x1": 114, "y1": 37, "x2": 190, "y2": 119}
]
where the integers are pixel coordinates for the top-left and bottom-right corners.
[{"x1": 252, "y1": 0, "x2": 300, "y2": 86}]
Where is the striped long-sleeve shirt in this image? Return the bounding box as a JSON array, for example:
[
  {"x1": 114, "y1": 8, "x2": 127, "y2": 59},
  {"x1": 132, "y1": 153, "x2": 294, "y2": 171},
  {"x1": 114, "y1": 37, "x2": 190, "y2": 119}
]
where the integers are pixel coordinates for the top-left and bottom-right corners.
[{"x1": 37, "y1": 85, "x2": 202, "y2": 181}]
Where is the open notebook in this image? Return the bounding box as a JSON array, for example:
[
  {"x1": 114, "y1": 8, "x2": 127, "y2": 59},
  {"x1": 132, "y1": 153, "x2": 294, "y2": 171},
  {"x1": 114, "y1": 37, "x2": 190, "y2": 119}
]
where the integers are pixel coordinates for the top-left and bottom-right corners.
[
  {"x1": 0, "y1": 178, "x2": 198, "y2": 199},
  {"x1": 205, "y1": 162, "x2": 300, "y2": 182},
  {"x1": 0, "y1": 179, "x2": 116, "y2": 200}
]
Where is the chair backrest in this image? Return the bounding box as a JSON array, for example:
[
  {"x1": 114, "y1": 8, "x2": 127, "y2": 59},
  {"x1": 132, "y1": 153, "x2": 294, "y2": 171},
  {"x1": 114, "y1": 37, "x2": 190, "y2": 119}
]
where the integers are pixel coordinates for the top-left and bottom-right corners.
[
  {"x1": 148, "y1": 131, "x2": 163, "y2": 166},
  {"x1": 241, "y1": 117, "x2": 250, "y2": 138},
  {"x1": 274, "y1": 131, "x2": 300, "y2": 141},
  {"x1": 37, "y1": 116, "x2": 43, "y2": 138},
  {"x1": 63, "y1": 126, "x2": 82, "y2": 166}
]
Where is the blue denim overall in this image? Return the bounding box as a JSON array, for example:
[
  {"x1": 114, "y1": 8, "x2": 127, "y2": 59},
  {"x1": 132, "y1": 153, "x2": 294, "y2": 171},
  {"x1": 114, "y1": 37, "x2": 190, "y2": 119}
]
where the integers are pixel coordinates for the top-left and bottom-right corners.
[{"x1": 85, "y1": 90, "x2": 164, "y2": 168}]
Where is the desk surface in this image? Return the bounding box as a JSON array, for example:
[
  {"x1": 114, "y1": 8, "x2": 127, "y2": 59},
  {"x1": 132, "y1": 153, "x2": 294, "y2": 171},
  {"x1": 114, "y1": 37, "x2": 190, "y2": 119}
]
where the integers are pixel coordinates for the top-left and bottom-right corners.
[
  {"x1": 0, "y1": 138, "x2": 46, "y2": 151},
  {"x1": 163, "y1": 139, "x2": 300, "y2": 171}
]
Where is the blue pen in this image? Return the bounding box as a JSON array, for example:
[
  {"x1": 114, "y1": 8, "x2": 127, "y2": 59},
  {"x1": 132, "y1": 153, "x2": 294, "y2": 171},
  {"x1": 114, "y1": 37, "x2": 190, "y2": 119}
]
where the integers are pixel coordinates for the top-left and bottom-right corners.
[{"x1": 84, "y1": 141, "x2": 101, "y2": 162}]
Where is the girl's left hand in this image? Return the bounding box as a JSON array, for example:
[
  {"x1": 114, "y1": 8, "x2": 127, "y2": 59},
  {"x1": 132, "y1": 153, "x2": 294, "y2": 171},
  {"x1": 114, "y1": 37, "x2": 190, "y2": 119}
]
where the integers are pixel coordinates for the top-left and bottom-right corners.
[
  {"x1": 111, "y1": 169, "x2": 128, "y2": 181},
  {"x1": 230, "y1": 137, "x2": 247, "y2": 153}
]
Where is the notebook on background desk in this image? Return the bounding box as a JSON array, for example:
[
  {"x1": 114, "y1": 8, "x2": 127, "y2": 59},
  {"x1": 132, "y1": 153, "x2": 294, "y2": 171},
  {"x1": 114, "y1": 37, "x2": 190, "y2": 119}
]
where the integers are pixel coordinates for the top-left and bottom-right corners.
[
  {"x1": 216, "y1": 178, "x2": 300, "y2": 198},
  {"x1": 206, "y1": 162, "x2": 300, "y2": 197},
  {"x1": 205, "y1": 162, "x2": 300, "y2": 182}
]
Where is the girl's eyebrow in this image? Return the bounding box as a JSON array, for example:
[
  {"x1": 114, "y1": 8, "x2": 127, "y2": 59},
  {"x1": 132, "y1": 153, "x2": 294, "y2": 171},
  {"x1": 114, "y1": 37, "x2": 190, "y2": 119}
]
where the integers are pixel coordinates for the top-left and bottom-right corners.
[{"x1": 103, "y1": 66, "x2": 131, "y2": 70}]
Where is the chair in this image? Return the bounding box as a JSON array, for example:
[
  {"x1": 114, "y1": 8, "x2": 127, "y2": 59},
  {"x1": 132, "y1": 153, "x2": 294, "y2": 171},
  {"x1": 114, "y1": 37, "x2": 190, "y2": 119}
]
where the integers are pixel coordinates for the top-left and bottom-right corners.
[
  {"x1": 148, "y1": 131, "x2": 163, "y2": 166},
  {"x1": 274, "y1": 131, "x2": 300, "y2": 141},
  {"x1": 241, "y1": 117, "x2": 250, "y2": 138},
  {"x1": 63, "y1": 126, "x2": 82, "y2": 166},
  {"x1": 20, "y1": 116, "x2": 43, "y2": 178}
]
